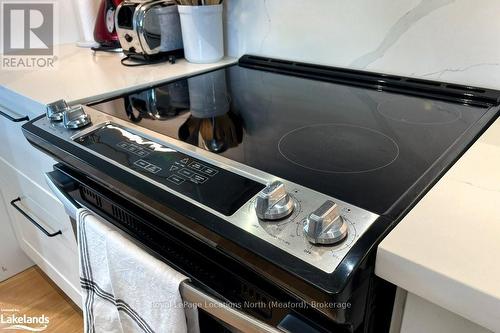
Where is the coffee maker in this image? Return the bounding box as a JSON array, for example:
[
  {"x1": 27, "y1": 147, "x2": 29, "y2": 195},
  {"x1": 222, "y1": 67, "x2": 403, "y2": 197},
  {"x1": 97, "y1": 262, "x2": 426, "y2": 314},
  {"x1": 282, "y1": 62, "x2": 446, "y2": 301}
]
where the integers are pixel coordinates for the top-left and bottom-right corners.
[{"x1": 94, "y1": 0, "x2": 123, "y2": 49}]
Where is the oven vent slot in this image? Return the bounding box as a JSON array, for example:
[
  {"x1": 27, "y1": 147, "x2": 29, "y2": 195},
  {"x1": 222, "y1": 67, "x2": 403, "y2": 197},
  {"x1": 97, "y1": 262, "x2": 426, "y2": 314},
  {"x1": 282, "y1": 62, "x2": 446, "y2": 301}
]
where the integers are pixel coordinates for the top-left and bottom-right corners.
[
  {"x1": 241, "y1": 283, "x2": 272, "y2": 318},
  {"x1": 111, "y1": 205, "x2": 138, "y2": 229},
  {"x1": 109, "y1": 205, "x2": 156, "y2": 246},
  {"x1": 81, "y1": 186, "x2": 103, "y2": 208},
  {"x1": 239, "y1": 54, "x2": 500, "y2": 108}
]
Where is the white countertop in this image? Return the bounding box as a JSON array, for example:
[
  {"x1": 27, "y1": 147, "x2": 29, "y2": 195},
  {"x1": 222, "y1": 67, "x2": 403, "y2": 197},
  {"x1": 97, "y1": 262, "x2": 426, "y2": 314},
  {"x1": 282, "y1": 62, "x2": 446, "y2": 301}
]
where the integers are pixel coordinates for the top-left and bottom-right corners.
[
  {"x1": 0, "y1": 43, "x2": 236, "y2": 111},
  {"x1": 376, "y1": 117, "x2": 500, "y2": 332}
]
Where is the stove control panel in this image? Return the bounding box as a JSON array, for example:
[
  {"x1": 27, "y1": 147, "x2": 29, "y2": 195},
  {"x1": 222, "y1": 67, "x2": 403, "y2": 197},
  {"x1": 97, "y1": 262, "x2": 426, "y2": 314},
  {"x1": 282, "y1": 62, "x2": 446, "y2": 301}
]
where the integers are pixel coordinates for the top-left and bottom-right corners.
[
  {"x1": 236, "y1": 184, "x2": 376, "y2": 273},
  {"x1": 74, "y1": 123, "x2": 264, "y2": 216},
  {"x1": 35, "y1": 106, "x2": 379, "y2": 274}
]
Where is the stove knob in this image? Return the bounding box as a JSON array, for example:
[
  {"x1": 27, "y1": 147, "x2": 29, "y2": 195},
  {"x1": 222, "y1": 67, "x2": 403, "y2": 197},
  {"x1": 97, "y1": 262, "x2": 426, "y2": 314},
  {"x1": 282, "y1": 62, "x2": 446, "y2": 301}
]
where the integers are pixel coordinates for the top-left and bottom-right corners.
[
  {"x1": 255, "y1": 181, "x2": 295, "y2": 220},
  {"x1": 63, "y1": 106, "x2": 91, "y2": 129},
  {"x1": 46, "y1": 99, "x2": 69, "y2": 122},
  {"x1": 304, "y1": 200, "x2": 347, "y2": 245}
]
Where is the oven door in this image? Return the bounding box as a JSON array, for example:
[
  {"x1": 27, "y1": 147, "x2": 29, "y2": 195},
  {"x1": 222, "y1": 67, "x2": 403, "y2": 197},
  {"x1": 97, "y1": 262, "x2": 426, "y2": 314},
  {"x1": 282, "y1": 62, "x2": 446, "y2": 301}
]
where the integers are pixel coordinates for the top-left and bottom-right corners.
[{"x1": 44, "y1": 167, "x2": 327, "y2": 333}]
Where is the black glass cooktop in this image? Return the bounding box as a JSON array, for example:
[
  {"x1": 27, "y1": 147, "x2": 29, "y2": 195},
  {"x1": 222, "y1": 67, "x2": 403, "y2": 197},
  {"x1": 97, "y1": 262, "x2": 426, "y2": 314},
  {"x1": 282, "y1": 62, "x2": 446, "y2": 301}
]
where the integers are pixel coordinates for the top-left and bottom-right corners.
[{"x1": 89, "y1": 63, "x2": 496, "y2": 217}]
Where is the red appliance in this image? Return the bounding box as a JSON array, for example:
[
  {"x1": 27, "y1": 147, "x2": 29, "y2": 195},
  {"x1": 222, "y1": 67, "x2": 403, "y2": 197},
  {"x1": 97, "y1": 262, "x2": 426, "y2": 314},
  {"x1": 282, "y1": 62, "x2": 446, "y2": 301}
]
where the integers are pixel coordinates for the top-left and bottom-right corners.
[{"x1": 94, "y1": 0, "x2": 123, "y2": 48}]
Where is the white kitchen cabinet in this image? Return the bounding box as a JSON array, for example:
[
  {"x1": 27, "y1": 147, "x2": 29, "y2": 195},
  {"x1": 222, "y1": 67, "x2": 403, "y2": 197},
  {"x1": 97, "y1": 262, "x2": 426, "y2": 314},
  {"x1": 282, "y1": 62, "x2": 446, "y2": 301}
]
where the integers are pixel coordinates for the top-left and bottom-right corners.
[
  {"x1": 390, "y1": 289, "x2": 492, "y2": 333},
  {"x1": 0, "y1": 156, "x2": 81, "y2": 306},
  {"x1": 0, "y1": 187, "x2": 33, "y2": 282},
  {"x1": 0, "y1": 96, "x2": 81, "y2": 306},
  {"x1": 0, "y1": 101, "x2": 58, "y2": 193}
]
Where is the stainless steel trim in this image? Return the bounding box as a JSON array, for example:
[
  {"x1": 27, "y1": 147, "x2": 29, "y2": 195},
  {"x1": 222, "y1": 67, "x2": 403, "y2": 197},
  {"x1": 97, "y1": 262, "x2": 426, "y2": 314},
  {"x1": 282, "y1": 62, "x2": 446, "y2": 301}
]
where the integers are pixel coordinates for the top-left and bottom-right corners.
[
  {"x1": 180, "y1": 283, "x2": 281, "y2": 333},
  {"x1": 45, "y1": 173, "x2": 79, "y2": 219},
  {"x1": 135, "y1": 1, "x2": 162, "y2": 55},
  {"x1": 116, "y1": 0, "x2": 173, "y2": 56}
]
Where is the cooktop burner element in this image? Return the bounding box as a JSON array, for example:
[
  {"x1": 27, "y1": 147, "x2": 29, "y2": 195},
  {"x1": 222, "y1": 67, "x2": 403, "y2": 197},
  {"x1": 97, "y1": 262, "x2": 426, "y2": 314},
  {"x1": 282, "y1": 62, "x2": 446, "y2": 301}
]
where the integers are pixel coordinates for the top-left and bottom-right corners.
[
  {"x1": 377, "y1": 99, "x2": 462, "y2": 125},
  {"x1": 278, "y1": 123, "x2": 400, "y2": 174}
]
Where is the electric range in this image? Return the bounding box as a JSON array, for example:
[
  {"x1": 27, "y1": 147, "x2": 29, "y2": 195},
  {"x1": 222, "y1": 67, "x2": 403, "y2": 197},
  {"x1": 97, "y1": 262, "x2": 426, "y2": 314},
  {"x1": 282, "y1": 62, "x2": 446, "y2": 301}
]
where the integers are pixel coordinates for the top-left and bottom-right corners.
[{"x1": 23, "y1": 55, "x2": 500, "y2": 333}]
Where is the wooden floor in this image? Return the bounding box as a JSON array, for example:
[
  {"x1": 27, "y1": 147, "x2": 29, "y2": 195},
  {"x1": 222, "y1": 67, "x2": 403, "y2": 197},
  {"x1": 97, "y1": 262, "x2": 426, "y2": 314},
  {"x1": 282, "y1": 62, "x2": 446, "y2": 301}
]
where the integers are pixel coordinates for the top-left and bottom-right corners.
[{"x1": 0, "y1": 267, "x2": 83, "y2": 332}]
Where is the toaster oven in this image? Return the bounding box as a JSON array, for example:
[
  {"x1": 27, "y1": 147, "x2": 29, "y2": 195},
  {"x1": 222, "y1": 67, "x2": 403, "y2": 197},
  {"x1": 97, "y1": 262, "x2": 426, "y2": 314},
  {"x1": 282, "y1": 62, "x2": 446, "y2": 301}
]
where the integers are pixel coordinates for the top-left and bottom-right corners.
[{"x1": 116, "y1": 0, "x2": 183, "y2": 60}]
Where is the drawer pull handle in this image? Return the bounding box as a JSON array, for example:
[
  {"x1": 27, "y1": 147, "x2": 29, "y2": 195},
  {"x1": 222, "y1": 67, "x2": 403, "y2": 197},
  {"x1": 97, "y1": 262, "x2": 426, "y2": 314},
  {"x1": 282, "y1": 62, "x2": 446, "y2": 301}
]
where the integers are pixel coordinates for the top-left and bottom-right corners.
[
  {"x1": 0, "y1": 105, "x2": 30, "y2": 122},
  {"x1": 10, "y1": 197, "x2": 62, "y2": 237}
]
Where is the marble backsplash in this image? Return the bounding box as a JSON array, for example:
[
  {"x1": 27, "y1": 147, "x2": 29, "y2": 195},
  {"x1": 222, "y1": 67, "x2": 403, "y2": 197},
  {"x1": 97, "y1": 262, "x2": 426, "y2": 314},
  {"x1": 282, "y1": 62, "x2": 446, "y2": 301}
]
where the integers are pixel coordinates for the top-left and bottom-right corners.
[{"x1": 225, "y1": 0, "x2": 500, "y2": 89}]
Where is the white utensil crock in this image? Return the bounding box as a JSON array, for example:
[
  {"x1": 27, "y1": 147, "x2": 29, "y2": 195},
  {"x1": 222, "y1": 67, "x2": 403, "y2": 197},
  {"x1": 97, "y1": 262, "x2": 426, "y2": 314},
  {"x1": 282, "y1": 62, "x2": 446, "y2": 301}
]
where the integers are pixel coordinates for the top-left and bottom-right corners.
[{"x1": 178, "y1": 4, "x2": 224, "y2": 64}]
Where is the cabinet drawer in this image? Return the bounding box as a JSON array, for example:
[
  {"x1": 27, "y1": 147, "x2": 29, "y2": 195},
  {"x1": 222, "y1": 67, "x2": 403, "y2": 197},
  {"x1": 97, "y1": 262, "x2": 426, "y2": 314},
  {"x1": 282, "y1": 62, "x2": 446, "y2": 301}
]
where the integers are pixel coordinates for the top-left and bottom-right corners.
[
  {"x1": 0, "y1": 191, "x2": 33, "y2": 282},
  {"x1": 9, "y1": 199, "x2": 81, "y2": 304},
  {"x1": 0, "y1": 156, "x2": 74, "y2": 245},
  {"x1": 0, "y1": 115, "x2": 57, "y2": 190},
  {"x1": 0, "y1": 99, "x2": 55, "y2": 193},
  {"x1": 0, "y1": 157, "x2": 81, "y2": 306}
]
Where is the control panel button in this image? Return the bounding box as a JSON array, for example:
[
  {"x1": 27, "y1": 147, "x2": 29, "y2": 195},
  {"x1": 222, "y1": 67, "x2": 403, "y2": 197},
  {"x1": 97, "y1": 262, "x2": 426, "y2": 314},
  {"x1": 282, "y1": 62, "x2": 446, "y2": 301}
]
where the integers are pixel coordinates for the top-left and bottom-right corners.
[
  {"x1": 189, "y1": 162, "x2": 205, "y2": 171},
  {"x1": 202, "y1": 167, "x2": 218, "y2": 177},
  {"x1": 136, "y1": 150, "x2": 149, "y2": 157},
  {"x1": 145, "y1": 165, "x2": 162, "y2": 174},
  {"x1": 303, "y1": 200, "x2": 348, "y2": 245},
  {"x1": 117, "y1": 142, "x2": 150, "y2": 157},
  {"x1": 134, "y1": 159, "x2": 149, "y2": 168},
  {"x1": 178, "y1": 168, "x2": 194, "y2": 178},
  {"x1": 133, "y1": 159, "x2": 161, "y2": 174},
  {"x1": 190, "y1": 174, "x2": 208, "y2": 184},
  {"x1": 188, "y1": 161, "x2": 219, "y2": 177},
  {"x1": 127, "y1": 145, "x2": 139, "y2": 153},
  {"x1": 167, "y1": 175, "x2": 185, "y2": 185}
]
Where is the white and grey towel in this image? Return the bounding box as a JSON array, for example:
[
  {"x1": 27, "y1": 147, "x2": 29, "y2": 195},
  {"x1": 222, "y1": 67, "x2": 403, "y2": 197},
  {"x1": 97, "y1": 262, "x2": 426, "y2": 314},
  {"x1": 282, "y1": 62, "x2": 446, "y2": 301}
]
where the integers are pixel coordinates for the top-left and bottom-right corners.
[{"x1": 77, "y1": 208, "x2": 199, "y2": 333}]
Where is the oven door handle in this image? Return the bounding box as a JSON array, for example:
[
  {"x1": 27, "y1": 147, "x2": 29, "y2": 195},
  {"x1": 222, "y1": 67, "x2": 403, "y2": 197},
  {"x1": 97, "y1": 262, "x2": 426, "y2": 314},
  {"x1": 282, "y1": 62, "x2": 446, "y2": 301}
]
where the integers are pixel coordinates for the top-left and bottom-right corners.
[
  {"x1": 180, "y1": 282, "x2": 281, "y2": 333},
  {"x1": 45, "y1": 171, "x2": 81, "y2": 219}
]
